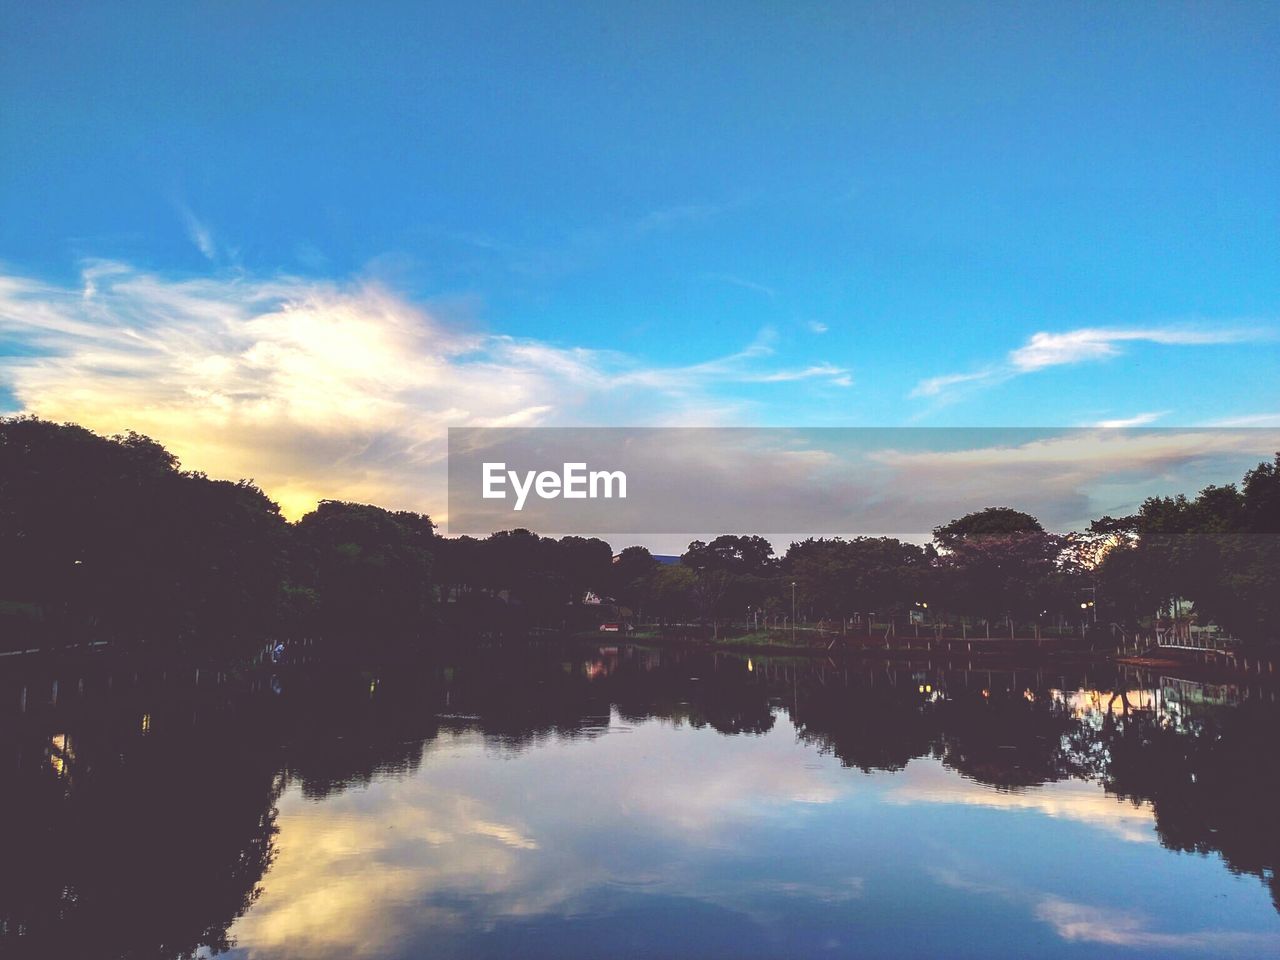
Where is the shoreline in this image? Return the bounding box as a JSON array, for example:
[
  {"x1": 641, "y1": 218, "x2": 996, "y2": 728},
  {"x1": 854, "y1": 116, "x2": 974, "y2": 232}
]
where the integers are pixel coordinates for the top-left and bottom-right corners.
[{"x1": 574, "y1": 629, "x2": 1280, "y2": 682}]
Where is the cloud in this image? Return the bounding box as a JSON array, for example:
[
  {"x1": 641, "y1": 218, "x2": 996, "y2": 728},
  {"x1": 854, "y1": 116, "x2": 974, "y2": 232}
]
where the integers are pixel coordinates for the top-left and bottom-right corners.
[
  {"x1": 806, "y1": 321, "x2": 828, "y2": 334},
  {"x1": 912, "y1": 324, "x2": 1266, "y2": 402},
  {"x1": 0, "y1": 263, "x2": 848, "y2": 519},
  {"x1": 706, "y1": 273, "x2": 777, "y2": 299},
  {"x1": 1009, "y1": 327, "x2": 1250, "y2": 372},
  {"x1": 178, "y1": 205, "x2": 218, "y2": 261},
  {"x1": 4, "y1": 264, "x2": 1273, "y2": 537},
  {"x1": 871, "y1": 428, "x2": 1273, "y2": 474},
  {"x1": 749, "y1": 363, "x2": 851, "y2": 384},
  {"x1": 860, "y1": 428, "x2": 1280, "y2": 530},
  {"x1": 1208, "y1": 412, "x2": 1280, "y2": 427},
  {"x1": 634, "y1": 202, "x2": 725, "y2": 233},
  {"x1": 1093, "y1": 411, "x2": 1166, "y2": 428},
  {"x1": 909, "y1": 368, "x2": 998, "y2": 399}
]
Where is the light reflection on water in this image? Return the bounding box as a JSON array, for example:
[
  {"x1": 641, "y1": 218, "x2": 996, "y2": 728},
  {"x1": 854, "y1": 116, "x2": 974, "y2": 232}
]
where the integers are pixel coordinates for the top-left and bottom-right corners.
[{"x1": 1, "y1": 645, "x2": 1278, "y2": 959}]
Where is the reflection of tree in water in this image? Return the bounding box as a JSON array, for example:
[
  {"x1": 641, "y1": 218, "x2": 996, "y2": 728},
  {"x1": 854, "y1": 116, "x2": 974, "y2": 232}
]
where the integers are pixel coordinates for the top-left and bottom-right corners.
[
  {"x1": 315, "y1": 657, "x2": 1280, "y2": 917},
  {"x1": 434, "y1": 647, "x2": 776, "y2": 743},
  {"x1": 0, "y1": 694, "x2": 280, "y2": 959},
  {"x1": 791, "y1": 679, "x2": 932, "y2": 772},
  {"x1": 0, "y1": 668, "x2": 445, "y2": 957},
  {"x1": 703, "y1": 657, "x2": 1280, "y2": 912},
  {"x1": 590, "y1": 649, "x2": 775, "y2": 736},
  {"x1": 1081, "y1": 701, "x2": 1280, "y2": 912},
  {"x1": 933, "y1": 690, "x2": 1082, "y2": 789},
  {"x1": 1, "y1": 648, "x2": 1277, "y2": 959},
  {"x1": 268, "y1": 671, "x2": 441, "y2": 800}
]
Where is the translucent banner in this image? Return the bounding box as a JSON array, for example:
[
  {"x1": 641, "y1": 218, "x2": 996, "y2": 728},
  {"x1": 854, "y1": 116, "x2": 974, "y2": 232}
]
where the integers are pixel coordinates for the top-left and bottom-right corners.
[{"x1": 446, "y1": 427, "x2": 1280, "y2": 536}]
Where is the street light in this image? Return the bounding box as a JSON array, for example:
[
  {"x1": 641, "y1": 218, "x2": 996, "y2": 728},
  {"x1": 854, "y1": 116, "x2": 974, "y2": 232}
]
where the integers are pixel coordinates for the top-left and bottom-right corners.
[{"x1": 791, "y1": 581, "x2": 797, "y2": 643}]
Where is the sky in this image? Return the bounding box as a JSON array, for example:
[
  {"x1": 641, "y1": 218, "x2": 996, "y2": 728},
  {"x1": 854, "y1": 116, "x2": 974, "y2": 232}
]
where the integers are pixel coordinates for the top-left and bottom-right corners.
[{"x1": 1, "y1": 2, "x2": 1277, "y2": 535}]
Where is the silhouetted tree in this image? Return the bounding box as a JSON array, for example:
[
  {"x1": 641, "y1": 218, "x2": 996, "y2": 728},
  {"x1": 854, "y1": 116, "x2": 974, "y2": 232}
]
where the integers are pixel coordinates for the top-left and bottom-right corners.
[
  {"x1": 295, "y1": 500, "x2": 435, "y2": 640},
  {"x1": 0, "y1": 417, "x2": 290, "y2": 655},
  {"x1": 933, "y1": 507, "x2": 1067, "y2": 628},
  {"x1": 785, "y1": 537, "x2": 932, "y2": 620}
]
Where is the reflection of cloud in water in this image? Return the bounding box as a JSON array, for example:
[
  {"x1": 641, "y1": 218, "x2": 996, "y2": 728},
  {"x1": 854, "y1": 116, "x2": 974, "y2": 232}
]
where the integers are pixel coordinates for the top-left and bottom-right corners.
[
  {"x1": 1035, "y1": 896, "x2": 1280, "y2": 951},
  {"x1": 752, "y1": 877, "x2": 865, "y2": 903},
  {"x1": 228, "y1": 785, "x2": 546, "y2": 956},
  {"x1": 590, "y1": 714, "x2": 845, "y2": 832},
  {"x1": 887, "y1": 758, "x2": 1157, "y2": 844},
  {"x1": 216, "y1": 709, "x2": 1280, "y2": 959},
  {"x1": 225, "y1": 717, "x2": 850, "y2": 957},
  {"x1": 931, "y1": 866, "x2": 1280, "y2": 954}
]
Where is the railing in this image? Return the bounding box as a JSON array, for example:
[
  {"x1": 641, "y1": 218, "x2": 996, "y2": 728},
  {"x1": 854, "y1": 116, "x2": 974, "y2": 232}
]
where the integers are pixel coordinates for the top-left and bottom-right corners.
[{"x1": 1154, "y1": 631, "x2": 1242, "y2": 654}]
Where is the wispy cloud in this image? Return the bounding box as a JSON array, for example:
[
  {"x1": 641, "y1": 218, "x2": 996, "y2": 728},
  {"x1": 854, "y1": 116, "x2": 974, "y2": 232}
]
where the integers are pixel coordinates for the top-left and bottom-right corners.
[
  {"x1": 909, "y1": 368, "x2": 999, "y2": 399},
  {"x1": 177, "y1": 204, "x2": 218, "y2": 261},
  {"x1": 807, "y1": 320, "x2": 828, "y2": 334},
  {"x1": 705, "y1": 273, "x2": 776, "y2": 299},
  {"x1": 1207, "y1": 412, "x2": 1280, "y2": 427},
  {"x1": 1009, "y1": 327, "x2": 1251, "y2": 372},
  {"x1": 633, "y1": 201, "x2": 725, "y2": 234},
  {"x1": 749, "y1": 363, "x2": 851, "y2": 385},
  {"x1": 0, "y1": 263, "x2": 847, "y2": 519},
  {"x1": 912, "y1": 324, "x2": 1266, "y2": 403},
  {"x1": 1093, "y1": 411, "x2": 1166, "y2": 428}
]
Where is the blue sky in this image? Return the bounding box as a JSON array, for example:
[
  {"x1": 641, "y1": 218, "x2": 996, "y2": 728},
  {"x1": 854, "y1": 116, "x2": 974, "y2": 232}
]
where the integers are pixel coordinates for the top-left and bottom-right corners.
[{"x1": 1, "y1": 2, "x2": 1277, "y2": 523}]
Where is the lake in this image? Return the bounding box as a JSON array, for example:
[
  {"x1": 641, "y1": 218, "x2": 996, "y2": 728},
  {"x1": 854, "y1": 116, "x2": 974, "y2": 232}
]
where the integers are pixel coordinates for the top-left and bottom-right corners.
[{"x1": 1, "y1": 644, "x2": 1278, "y2": 959}]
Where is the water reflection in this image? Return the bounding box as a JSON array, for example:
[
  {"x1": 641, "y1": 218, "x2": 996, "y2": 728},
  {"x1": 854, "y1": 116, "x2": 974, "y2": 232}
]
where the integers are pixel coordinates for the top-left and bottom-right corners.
[{"x1": 0, "y1": 646, "x2": 1277, "y2": 958}]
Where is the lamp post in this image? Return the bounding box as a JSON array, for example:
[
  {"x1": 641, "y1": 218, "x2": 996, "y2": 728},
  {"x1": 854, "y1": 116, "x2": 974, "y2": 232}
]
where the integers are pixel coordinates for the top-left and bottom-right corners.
[{"x1": 1081, "y1": 585, "x2": 1097, "y2": 626}]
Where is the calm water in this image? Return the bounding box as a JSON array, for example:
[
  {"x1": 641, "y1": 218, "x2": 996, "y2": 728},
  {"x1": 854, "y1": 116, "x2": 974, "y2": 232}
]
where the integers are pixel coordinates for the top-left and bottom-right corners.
[{"x1": 2, "y1": 646, "x2": 1279, "y2": 959}]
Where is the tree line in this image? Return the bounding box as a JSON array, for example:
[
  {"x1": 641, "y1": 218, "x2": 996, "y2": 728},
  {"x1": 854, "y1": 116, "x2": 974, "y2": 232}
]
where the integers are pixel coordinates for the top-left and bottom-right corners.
[{"x1": 2, "y1": 417, "x2": 1277, "y2": 656}]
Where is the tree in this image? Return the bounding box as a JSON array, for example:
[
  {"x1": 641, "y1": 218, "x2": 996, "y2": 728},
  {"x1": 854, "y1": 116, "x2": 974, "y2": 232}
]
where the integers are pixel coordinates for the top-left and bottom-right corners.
[
  {"x1": 933, "y1": 507, "x2": 1043, "y2": 550},
  {"x1": 295, "y1": 501, "x2": 435, "y2": 639},
  {"x1": 933, "y1": 507, "x2": 1065, "y2": 627},
  {"x1": 1242, "y1": 454, "x2": 1280, "y2": 533},
  {"x1": 646, "y1": 564, "x2": 698, "y2": 624},
  {"x1": 610, "y1": 545, "x2": 659, "y2": 612},
  {"x1": 553, "y1": 535, "x2": 614, "y2": 605},
  {"x1": 785, "y1": 537, "x2": 931, "y2": 620},
  {"x1": 682, "y1": 535, "x2": 778, "y2": 575},
  {"x1": 1092, "y1": 455, "x2": 1280, "y2": 644},
  {"x1": 681, "y1": 536, "x2": 780, "y2": 632},
  {"x1": 0, "y1": 417, "x2": 291, "y2": 654}
]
